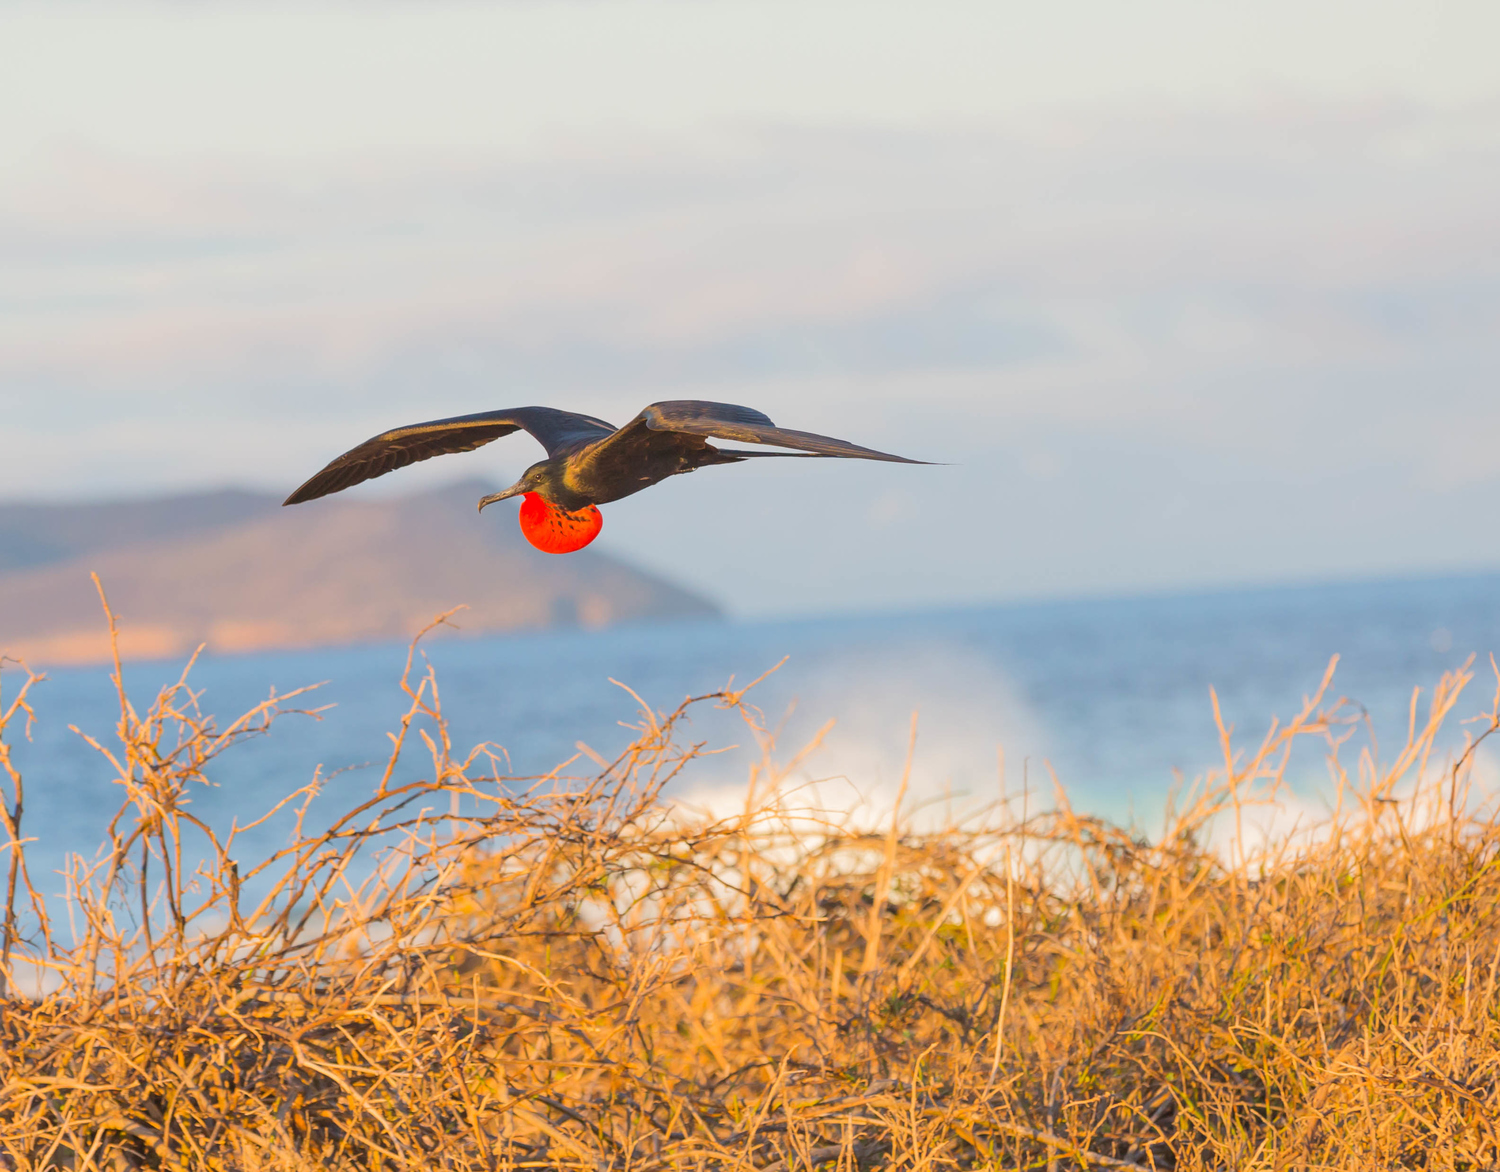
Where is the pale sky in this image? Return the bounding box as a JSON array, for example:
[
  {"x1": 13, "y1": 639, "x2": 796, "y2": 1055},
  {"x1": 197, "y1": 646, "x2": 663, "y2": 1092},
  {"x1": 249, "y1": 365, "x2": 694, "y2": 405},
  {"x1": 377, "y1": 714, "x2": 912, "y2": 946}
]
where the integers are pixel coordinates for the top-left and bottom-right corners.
[{"x1": 4, "y1": 1, "x2": 1500, "y2": 615}]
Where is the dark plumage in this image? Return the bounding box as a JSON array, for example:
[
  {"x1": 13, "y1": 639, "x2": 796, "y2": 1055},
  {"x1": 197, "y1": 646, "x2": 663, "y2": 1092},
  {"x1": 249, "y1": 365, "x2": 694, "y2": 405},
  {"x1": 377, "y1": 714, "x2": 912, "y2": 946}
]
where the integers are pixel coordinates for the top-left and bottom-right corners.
[{"x1": 285, "y1": 400, "x2": 926, "y2": 553}]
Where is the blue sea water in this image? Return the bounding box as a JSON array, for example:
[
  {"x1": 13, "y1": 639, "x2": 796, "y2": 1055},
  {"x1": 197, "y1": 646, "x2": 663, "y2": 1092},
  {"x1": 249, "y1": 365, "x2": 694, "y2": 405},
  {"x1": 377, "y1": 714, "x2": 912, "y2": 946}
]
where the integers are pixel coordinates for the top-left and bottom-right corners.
[{"x1": 4, "y1": 571, "x2": 1500, "y2": 897}]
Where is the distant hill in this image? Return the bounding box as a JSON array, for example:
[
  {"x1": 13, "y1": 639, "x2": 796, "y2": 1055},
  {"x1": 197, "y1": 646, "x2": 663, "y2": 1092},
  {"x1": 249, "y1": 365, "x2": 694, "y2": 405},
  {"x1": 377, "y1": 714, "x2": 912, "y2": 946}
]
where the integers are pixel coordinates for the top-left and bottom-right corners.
[{"x1": 0, "y1": 481, "x2": 720, "y2": 665}]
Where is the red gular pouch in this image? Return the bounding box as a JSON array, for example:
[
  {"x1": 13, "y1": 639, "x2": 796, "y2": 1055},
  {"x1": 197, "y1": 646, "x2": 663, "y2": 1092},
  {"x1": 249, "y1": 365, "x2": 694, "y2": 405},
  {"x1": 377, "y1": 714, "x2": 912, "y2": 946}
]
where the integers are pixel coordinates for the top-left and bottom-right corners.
[{"x1": 517, "y1": 492, "x2": 603, "y2": 554}]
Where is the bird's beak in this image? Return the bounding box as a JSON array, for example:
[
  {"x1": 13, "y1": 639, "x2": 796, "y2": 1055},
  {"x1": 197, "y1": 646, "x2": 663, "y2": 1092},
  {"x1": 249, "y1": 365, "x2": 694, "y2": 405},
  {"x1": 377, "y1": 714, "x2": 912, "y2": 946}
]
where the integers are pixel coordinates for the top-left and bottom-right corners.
[{"x1": 477, "y1": 482, "x2": 527, "y2": 512}]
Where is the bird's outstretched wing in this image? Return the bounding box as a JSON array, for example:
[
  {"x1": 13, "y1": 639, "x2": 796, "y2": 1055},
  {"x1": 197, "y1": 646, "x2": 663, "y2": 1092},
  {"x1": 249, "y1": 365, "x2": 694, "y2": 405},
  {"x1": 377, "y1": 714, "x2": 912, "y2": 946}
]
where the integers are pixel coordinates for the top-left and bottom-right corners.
[
  {"x1": 283, "y1": 407, "x2": 616, "y2": 505},
  {"x1": 638, "y1": 400, "x2": 926, "y2": 463}
]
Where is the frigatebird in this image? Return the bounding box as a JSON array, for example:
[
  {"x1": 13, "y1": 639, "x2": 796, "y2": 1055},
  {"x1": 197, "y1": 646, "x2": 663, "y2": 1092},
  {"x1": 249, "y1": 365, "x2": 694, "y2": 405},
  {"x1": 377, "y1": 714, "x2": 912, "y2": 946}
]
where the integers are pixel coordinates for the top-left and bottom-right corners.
[{"x1": 284, "y1": 400, "x2": 925, "y2": 553}]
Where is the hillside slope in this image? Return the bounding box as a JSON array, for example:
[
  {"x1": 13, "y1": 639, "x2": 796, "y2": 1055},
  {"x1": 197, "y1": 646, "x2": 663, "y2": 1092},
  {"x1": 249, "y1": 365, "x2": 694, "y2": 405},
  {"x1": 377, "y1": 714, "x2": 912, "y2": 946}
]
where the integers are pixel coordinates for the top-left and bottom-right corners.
[{"x1": 0, "y1": 481, "x2": 719, "y2": 664}]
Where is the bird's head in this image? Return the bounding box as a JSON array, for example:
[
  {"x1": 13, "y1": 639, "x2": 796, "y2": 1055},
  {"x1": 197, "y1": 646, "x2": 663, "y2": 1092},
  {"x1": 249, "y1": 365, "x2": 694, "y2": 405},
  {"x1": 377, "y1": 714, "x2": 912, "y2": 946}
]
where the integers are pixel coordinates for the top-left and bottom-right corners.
[
  {"x1": 476, "y1": 461, "x2": 550, "y2": 511},
  {"x1": 477, "y1": 463, "x2": 602, "y2": 554}
]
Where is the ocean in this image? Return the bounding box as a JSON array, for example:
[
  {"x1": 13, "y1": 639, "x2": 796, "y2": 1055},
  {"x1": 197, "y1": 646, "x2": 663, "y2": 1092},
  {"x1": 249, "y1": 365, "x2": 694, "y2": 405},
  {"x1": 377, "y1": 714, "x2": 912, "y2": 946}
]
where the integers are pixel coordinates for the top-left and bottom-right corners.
[{"x1": 5, "y1": 570, "x2": 1500, "y2": 895}]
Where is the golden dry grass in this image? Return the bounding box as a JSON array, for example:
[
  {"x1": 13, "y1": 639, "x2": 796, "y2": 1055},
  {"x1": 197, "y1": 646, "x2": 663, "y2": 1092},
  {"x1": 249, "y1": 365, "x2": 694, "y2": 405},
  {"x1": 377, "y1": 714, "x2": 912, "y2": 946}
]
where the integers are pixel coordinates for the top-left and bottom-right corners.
[{"x1": 3, "y1": 583, "x2": 1500, "y2": 1170}]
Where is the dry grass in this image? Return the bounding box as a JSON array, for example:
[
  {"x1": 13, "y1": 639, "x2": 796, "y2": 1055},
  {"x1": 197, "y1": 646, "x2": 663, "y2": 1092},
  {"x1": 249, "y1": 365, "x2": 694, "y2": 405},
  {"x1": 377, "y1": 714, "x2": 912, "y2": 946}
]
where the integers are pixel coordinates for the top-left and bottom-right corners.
[{"x1": 4, "y1": 583, "x2": 1500, "y2": 1170}]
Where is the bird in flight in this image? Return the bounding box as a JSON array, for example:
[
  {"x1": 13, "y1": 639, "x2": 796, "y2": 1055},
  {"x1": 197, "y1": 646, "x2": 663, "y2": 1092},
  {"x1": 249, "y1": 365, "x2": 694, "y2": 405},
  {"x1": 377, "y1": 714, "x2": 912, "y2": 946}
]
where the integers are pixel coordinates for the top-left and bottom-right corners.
[{"x1": 285, "y1": 400, "x2": 926, "y2": 553}]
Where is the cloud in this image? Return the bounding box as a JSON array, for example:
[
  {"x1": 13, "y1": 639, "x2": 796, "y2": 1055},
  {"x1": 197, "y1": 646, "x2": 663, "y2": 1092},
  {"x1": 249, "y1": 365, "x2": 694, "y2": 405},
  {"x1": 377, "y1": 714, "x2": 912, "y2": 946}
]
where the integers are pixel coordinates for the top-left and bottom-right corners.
[{"x1": 6, "y1": 106, "x2": 1498, "y2": 403}]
